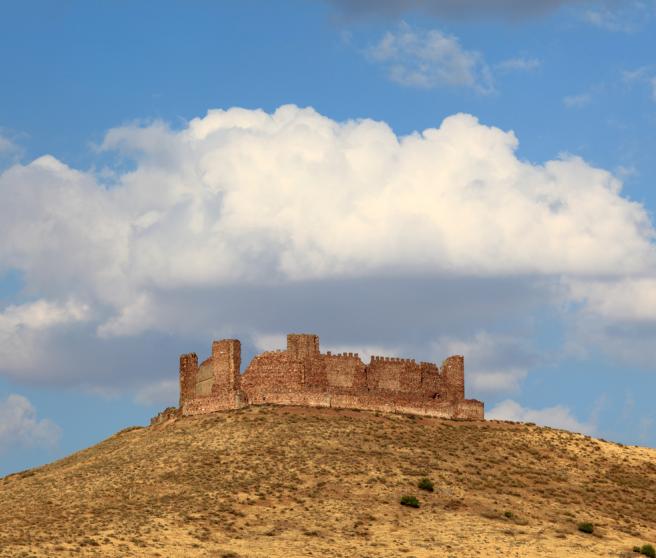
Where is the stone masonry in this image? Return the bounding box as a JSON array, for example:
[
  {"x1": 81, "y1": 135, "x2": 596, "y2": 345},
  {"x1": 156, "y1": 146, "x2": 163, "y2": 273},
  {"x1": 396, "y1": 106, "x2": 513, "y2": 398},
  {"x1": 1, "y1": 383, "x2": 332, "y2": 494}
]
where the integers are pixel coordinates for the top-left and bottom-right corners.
[{"x1": 178, "y1": 333, "x2": 484, "y2": 420}]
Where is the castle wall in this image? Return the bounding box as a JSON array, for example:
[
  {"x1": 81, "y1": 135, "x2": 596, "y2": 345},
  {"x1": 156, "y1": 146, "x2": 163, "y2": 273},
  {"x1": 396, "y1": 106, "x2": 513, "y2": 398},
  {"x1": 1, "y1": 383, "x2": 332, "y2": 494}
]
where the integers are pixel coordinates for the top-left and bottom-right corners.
[
  {"x1": 240, "y1": 352, "x2": 305, "y2": 399},
  {"x1": 367, "y1": 357, "x2": 423, "y2": 392},
  {"x1": 420, "y1": 362, "x2": 441, "y2": 395},
  {"x1": 178, "y1": 333, "x2": 484, "y2": 420},
  {"x1": 452, "y1": 399, "x2": 485, "y2": 420},
  {"x1": 323, "y1": 353, "x2": 366, "y2": 389}
]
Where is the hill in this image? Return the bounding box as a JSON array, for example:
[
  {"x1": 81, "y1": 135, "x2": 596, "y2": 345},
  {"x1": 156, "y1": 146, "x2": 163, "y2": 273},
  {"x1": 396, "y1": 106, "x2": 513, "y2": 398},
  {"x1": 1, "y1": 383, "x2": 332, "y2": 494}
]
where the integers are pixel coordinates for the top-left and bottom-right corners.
[{"x1": 1, "y1": 405, "x2": 655, "y2": 557}]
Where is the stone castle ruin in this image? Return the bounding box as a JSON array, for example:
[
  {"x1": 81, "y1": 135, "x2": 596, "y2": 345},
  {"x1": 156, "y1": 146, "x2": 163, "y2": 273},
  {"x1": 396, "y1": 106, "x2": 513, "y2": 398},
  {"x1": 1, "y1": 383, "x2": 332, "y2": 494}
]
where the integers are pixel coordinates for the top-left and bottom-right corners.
[{"x1": 174, "y1": 333, "x2": 484, "y2": 420}]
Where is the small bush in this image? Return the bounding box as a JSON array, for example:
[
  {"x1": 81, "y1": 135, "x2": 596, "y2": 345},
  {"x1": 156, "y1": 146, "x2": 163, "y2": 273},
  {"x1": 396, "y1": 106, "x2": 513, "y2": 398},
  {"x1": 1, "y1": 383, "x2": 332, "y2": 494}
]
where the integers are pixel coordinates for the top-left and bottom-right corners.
[
  {"x1": 577, "y1": 522, "x2": 594, "y2": 534},
  {"x1": 634, "y1": 547, "x2": 642, "y2": 553},
  {"x1": 504, "y1": 511, "x2": 514, "y2": 519},
  {"x1": 417, "y1": 478, "x2": 434, "y2": 492},
  {"x1": 641, "y1": 544, "x2": 656, "y2": 558},
  {"x1": 400, "y1": 495, "x2": 420, "y2": 508}
]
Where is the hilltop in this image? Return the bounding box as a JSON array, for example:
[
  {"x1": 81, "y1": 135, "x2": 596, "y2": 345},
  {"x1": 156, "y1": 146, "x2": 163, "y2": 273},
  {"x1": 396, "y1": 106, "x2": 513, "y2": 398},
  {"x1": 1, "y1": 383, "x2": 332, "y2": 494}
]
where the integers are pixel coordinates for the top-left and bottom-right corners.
[{"x1": 1, "y1": 405, "x2": 655, "y2": 557}]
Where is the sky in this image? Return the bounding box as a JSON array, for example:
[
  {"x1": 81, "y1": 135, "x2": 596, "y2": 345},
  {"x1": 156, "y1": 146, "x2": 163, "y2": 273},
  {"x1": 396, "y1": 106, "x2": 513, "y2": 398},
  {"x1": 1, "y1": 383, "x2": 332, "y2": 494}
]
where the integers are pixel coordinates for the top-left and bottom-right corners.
[{"x1": 1, "y1": 0, "x2": 656, "y2": 475}]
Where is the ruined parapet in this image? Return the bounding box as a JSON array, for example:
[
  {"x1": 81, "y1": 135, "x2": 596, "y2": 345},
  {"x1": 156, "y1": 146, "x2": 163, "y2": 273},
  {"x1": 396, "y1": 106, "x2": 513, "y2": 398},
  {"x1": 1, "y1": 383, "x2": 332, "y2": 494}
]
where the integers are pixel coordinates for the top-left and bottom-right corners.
[
  {"x1": 179, "y1": 352, "x2": 198, "y2": 408},
  {"x1": 210, "y1": 339, "x2": 241, "y2": 392},
  {"x1": 442, "y1": 355, "x2": 464, "y2": 400},
  {"x1": 150, "y1": 406, "x2": 180, "y2": 426},
  {"x1": 179, "y1": 340, "x2": 246, "y2": 415}
]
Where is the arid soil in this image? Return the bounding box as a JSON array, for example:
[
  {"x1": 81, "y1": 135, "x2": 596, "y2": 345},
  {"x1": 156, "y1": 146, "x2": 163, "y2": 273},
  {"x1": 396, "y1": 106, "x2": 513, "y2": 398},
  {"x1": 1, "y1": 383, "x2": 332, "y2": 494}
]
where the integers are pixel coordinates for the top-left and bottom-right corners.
[{"x1": 1, "y1": 405, "x2": 655, "y2": 557}]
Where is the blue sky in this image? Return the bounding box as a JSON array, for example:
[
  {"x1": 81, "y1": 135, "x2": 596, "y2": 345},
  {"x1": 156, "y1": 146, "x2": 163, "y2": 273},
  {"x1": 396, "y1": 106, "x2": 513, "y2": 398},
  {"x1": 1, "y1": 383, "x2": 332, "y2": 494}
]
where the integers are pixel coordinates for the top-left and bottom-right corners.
[{"x1": 1, "y1": 0, "x2": 656, "y2": 475}]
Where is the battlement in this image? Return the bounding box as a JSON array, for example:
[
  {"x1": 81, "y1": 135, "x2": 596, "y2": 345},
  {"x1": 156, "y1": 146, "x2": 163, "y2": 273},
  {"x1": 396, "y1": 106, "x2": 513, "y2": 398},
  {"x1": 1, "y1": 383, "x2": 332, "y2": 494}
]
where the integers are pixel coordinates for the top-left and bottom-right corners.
[
  {"x1": 177, "y1": 333, "x2": 483, "y2": 420},
  {"x1": 325, "y1": 351, "x2": 360, "y2": 358},
  {"x1": 370, "y1": 356, "x2": 416, "y2": 364}
]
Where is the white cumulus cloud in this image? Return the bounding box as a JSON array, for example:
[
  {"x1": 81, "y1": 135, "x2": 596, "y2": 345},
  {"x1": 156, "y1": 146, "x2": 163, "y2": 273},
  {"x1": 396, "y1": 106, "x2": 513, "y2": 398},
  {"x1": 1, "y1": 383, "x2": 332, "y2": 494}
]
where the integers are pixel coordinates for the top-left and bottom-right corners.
[
  {"x1": 567, "y1": 278, "x2": 656, "y2": 323},
  {"x1": 0, "y1": 104, "x2": 655, "y2": 386},
  {"x1": 0, "y1": 299, "x2": 90, "y2": 371},
  {"x1": 0, "y1": 394, "x2": 61, "y2": 453}
]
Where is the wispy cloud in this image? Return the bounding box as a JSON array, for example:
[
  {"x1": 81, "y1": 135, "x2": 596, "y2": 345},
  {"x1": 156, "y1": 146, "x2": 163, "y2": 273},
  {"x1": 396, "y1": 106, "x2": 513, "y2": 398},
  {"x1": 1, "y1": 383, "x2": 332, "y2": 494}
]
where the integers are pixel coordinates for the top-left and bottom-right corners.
[
  {"x1": 622, "y1": 66, "x2": 652, "y2": 83},
  {"x1": 134, "y1": 379, "x2": 178, "y2": 406},
  {"x1": 582, "y1": 2, "x2": 654, "y2": 33},
  {"x1": 487, "y1": 399, "x2": 595, "y2": 434},
  {"x1": 563, "y1": 92, "x2": 592, "y2": 108},
  {"x1": 366, "y1": 23, "x2": 494, "y2": 93},
  {"x1": 495, "y1": 57, "x2": 541, "y2": 73},
  {"x1": 0, "y1": 131, "x2": 22, "y2": 167},
  {"x1": 620, "y1": 66, "x2": 656, "y2": 102},
  {"x1": 0, "y1": 135, "x2": 16, "y2": 154}
]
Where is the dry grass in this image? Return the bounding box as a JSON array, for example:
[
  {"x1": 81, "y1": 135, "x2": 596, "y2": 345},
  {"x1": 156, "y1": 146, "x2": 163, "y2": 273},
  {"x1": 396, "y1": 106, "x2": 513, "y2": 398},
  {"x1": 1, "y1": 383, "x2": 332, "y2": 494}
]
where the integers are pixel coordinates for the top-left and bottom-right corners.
[{"x1": 0, "y1": 405, "x2": 655, "y2": 557}]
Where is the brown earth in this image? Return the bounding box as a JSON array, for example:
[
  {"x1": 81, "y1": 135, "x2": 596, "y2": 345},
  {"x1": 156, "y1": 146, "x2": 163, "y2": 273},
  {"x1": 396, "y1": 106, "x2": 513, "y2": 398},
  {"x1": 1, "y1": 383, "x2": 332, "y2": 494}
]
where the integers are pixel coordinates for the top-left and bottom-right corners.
[{"x1": 1, "y1": 405, "x2": 655, "y2": 557}]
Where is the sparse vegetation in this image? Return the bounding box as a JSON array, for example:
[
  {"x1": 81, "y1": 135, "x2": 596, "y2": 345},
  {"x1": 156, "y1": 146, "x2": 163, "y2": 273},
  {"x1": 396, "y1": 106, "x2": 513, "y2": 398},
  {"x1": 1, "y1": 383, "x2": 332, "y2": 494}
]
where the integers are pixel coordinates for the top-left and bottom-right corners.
[
  {"x1": 504, "y1": 511, "x2": 514, "y2": 519},
  {"x1": 641, "y1": 544, "x2": 656, "y2": 557},
  {"x1": 417, "y1": 477, "x2": 434, "y2": 492},
  {"x1": 577, "y1": 522, "x2": 594, "y2": 534},
  {"x1": 115, "y1": 425, "x2": 144, "y2": 435},
  {"x1": 400, "y1": 495, "x2": 420, "y2": 508}
]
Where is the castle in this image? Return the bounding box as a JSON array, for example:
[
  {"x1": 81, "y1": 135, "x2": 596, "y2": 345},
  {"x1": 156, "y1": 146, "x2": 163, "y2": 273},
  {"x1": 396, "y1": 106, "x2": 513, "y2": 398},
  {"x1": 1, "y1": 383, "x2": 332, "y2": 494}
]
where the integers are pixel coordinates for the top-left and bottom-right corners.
[{"x1": 173, "y1": 333, "x2": 484, "y2": 420}]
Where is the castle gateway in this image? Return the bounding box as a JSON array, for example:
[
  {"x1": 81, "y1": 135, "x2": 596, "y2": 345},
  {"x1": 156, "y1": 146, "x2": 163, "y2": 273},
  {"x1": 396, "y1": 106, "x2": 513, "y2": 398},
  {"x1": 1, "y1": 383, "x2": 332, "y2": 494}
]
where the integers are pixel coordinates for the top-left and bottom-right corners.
[{"x1": 178, "y1": 333, "x2": 484, "y2": 420}]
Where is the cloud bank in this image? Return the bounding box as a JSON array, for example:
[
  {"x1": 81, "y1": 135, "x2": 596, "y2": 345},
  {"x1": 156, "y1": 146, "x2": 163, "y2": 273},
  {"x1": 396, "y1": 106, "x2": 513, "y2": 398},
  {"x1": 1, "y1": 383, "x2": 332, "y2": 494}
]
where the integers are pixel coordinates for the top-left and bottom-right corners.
[{"x1": 0, "y1": 104, "x2": 655, "y2": 393}]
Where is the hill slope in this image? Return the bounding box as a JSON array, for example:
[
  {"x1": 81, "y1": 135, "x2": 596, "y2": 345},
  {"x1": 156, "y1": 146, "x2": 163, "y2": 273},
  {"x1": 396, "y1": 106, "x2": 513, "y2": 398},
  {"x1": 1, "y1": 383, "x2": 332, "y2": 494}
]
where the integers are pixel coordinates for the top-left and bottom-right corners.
[{"x1": 1, "y1": 405, "x2": 655, "y2": 557}]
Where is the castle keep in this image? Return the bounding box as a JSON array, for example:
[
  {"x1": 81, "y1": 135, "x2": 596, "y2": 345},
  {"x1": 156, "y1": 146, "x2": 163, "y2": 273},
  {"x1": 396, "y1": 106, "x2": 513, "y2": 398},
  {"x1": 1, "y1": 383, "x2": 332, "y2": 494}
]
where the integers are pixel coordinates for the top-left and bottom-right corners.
[{"x1": 176, "y1": 334, "x2": 484, "y2": 420}]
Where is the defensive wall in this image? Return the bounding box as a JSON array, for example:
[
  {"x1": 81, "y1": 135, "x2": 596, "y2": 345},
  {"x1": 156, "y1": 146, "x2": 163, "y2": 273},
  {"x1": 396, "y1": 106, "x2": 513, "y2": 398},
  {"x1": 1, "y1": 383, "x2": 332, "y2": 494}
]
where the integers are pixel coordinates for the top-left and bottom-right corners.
[{"x1": 176, "y1": 333, "x2": 484, "y2": 420}]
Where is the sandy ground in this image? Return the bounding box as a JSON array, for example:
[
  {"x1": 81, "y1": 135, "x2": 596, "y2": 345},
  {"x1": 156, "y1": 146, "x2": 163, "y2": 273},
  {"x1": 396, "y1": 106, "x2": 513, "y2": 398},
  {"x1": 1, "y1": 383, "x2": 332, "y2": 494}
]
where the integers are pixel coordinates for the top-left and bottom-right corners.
[{"x1": 1, "y1": 405, "x2": 654, "y2": 557}]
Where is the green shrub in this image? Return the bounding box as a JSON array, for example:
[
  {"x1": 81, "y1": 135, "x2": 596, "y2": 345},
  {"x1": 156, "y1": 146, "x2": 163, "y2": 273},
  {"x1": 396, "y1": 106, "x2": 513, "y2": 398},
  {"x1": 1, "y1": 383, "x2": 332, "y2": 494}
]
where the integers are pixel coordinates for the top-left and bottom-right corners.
[
  {"x1": 635, "y1": 547, "x2": 642, "y2": 553},
  {"x1": 400, "y1": 495, "x2": 420, "y2": 508},
  {"x1": 417, "y1": 478, "x2": 434, "y2": 492},
  {"x1": 504, "y1": 511, "x2": 514, "y2": 519},
  {"x1": 641, "y1": 544, "x2": 656, "y2": 558},
  {"x1": 577, "y1": 522, "x2": 594, "y2": 534}
]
